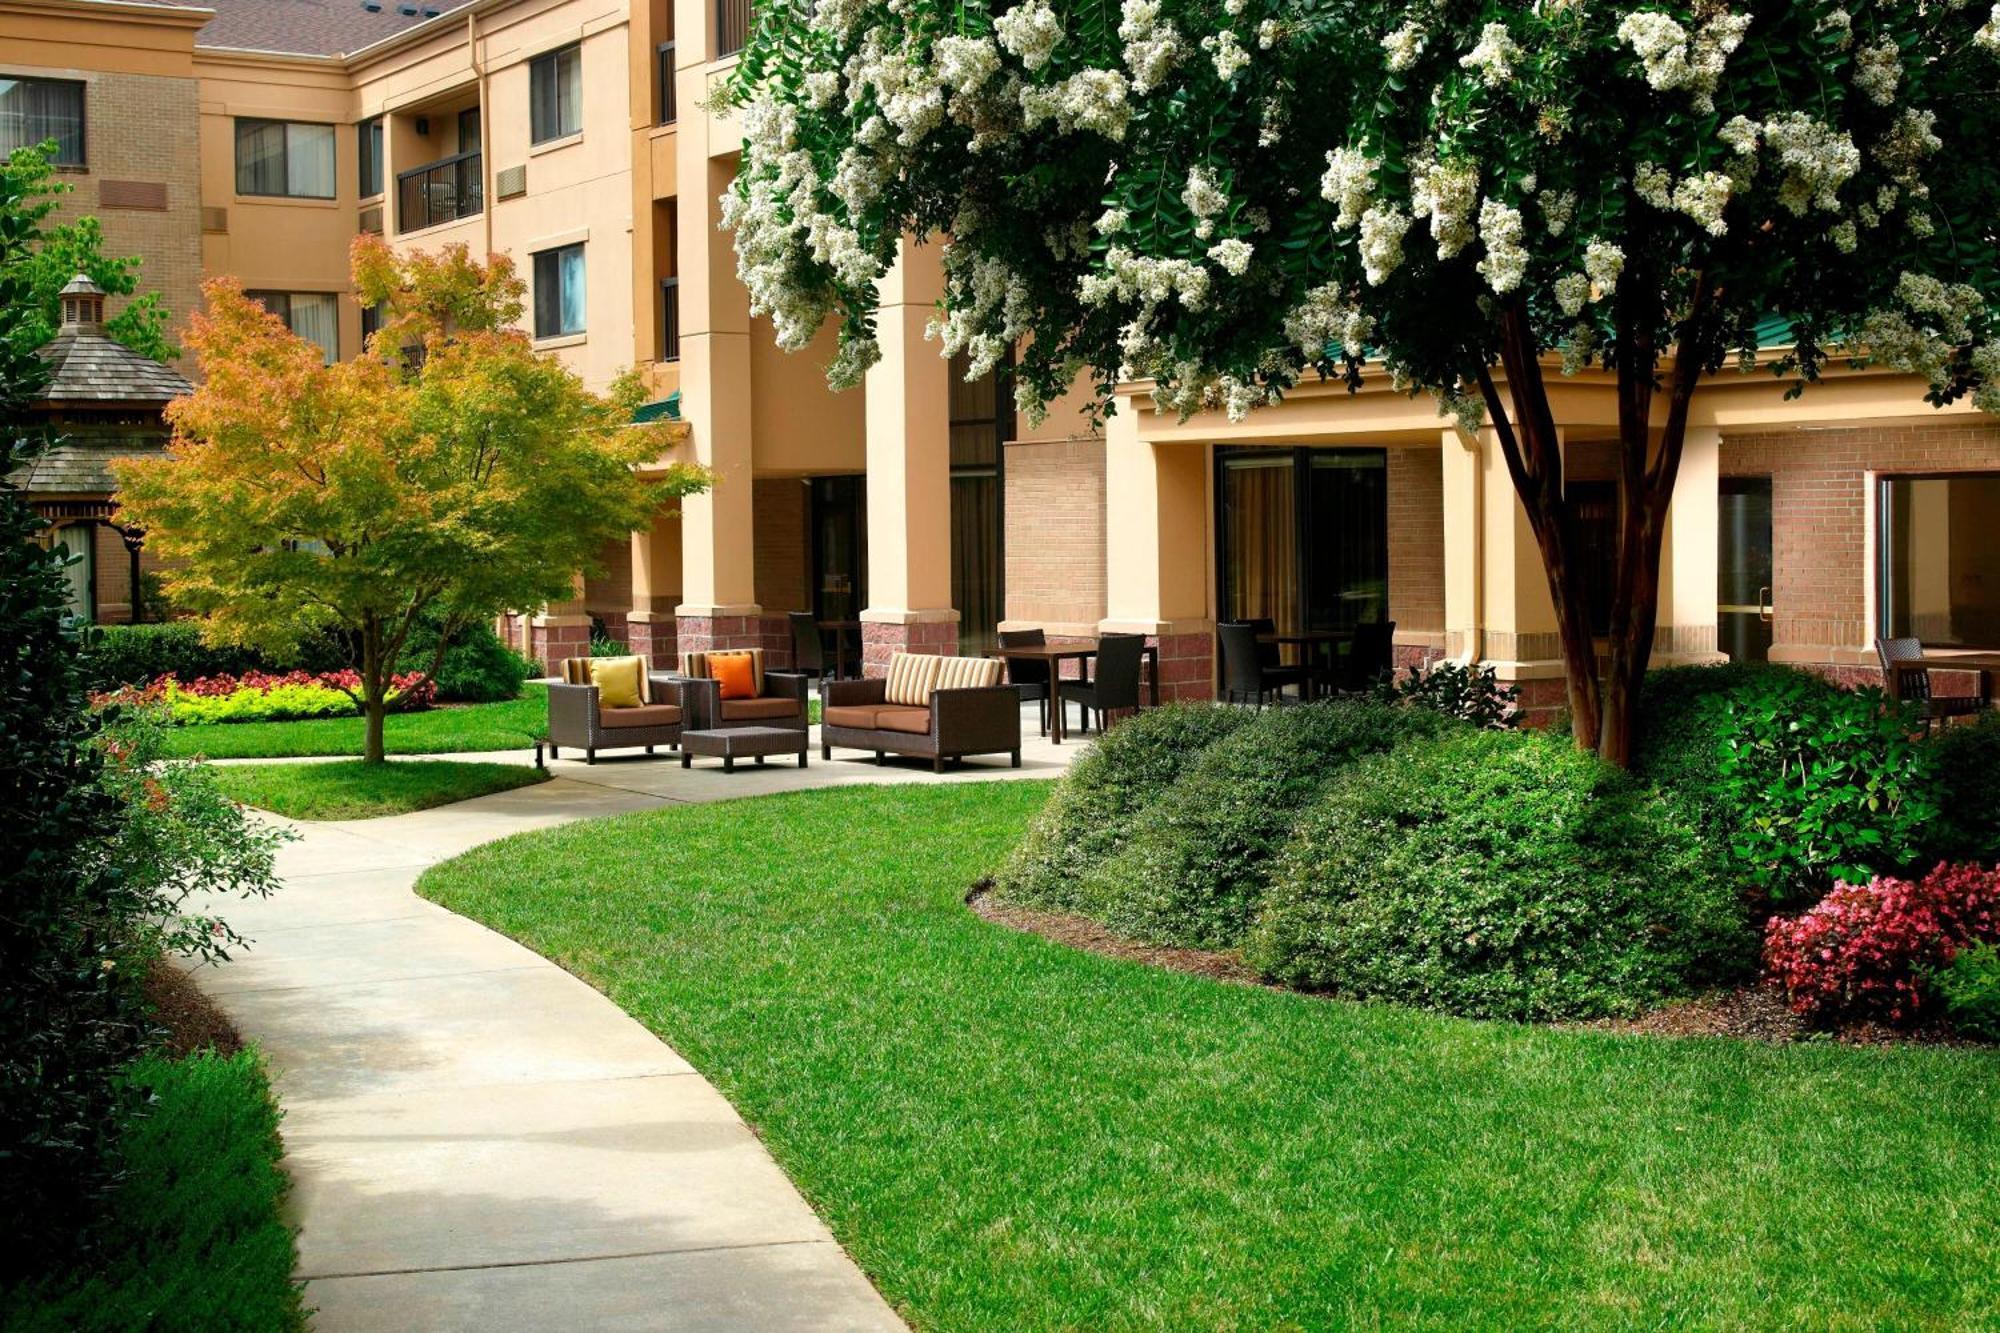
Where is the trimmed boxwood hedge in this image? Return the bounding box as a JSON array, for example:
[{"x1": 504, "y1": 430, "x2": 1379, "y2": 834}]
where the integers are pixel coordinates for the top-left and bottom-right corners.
[
  {"x1": 1929, "y1": 714, "x2": 2000, "y2": 867},
  {"x1": 1245, "y1": 729, "x2": 1753, "y2": 1021},
  {"x1": 1080, "y1": 698, "x2": 1457, "y2": 948},
  {"x1": 995, "y1": 702, "x2": 1252, "y2": 912}
]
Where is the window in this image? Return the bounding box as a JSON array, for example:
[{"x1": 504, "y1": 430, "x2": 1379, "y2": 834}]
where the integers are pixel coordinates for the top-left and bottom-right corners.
[
  {"x1": 457, "y1": 106, "x2": 481, "y2": 155},
  {"x1": 248, "y1": 291, "x2": 339, "y2": 364},
  {"x1": 360, "y1": 301, "x2": 384, "y2": 348},
  {"x1": 1879, "y1": 473, "x2": 2000, "y2": 648},
  {"x1": 657, "y1": 41, "x2": 676, "y2": 124},
  {"x1": 532, "y1": 244, "x2": 586, "y2": 338},
  {"x1": 1565, "y1": 479, "x2": 1620, "y2": 636},
  {"x1": 1217, "y1": 448, "x2": 1388, "y2": 638},
  {"x1": 0, "y1": 77, "x2": 85, "y2": 166},
  {"x1": 235, "y1": 119, "x2": 335, "y2": 198},
  {"x1": 715, "y1": 0, "x2": 752, "y2": 58},
  {"x1": 529, "y1": 44, "x2": 582, "y2": 143},
  {"x1": 358, "y1": 117, "x2": 384, "y2": 197}
]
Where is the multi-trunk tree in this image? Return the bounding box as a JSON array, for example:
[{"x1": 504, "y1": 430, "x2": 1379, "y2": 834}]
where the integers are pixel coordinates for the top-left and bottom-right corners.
[
  {"x1": 722, "y1": 0, "x2": 2000, "y2": 765},
  {"x1": 118, "y1": 237, "x2": 712, "y2": 763}
]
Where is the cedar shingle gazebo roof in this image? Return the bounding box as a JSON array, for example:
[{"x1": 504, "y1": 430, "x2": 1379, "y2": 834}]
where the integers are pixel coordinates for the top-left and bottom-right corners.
[{"x1": 33, "y1": 275, "x2": 193, "y2": 408}]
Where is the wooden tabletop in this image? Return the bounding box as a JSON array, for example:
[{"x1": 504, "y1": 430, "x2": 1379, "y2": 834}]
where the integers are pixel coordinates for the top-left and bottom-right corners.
[
  {"x1": 1918, "y1": 652, "x2": 2000, "y2": 671},
  {"x1": 1257, "y1": 630, "x2": 1352, "y2": 644},
  {"x1": 995, "y1": 643, "x2": 1102, "y2": 660}
]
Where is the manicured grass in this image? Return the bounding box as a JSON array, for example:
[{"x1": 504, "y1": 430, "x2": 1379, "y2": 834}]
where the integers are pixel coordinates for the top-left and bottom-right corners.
[
  {"x1": 213, "y1": 759, "x2": 548, "y2": 820},
  {"x1": 418, "y1": 782, "x2": 2000, "y2": 1329},
  {"x1": 156, "y1": 685, "x2": 547, "y2": 759},
  {"x1": 1, "y1": 1052, "x2": 304, "y2": 1332}
]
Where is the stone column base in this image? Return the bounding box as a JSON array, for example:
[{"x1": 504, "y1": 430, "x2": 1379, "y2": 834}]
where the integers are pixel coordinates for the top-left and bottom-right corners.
[
  {"x1": 526, "y1": 615, "x2": 590, "y2": 675},
  {"x1": 672, "y1": 606, "x2": 765, "y2": 668},
  {"x1": 626, "y1": 613, "x2": 677, "y2": 670},
  {"x1": 861, "y1": 610, "x2": 959, "y2": 677}
]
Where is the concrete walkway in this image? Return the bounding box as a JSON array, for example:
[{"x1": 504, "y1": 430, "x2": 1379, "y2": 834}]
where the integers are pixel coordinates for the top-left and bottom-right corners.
[{"x1": 187, "y1": 713, "x2": 1074, "y2": 1331}]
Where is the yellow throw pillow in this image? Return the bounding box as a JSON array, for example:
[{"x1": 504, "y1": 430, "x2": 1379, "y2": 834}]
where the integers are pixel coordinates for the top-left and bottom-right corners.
[{"x1": 589, "y1": 655, "x2": 645, "y2": 709}]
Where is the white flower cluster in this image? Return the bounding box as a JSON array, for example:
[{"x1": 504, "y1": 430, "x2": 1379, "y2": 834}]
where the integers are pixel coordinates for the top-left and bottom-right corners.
[
  {"x1": 1615, "y1": 8, "x2": 1751, "y2": 113},
  {"x1": 1257, "y1": 19, "x2": 1282, "y2": 50},
  {"x1": 1972, "y1": 343, "x2": 2000, "y2": 416},
  {"x1": 1118, "y1": 0, "x2": 1181, "y2": 93},
  {"x1": 1079, "y1": 245, "x2": 1211, "y2": 311},
  {"x1": 1382, "y1": 21, "x2": 1425, "y2": 71},
  {"x1": 1583, "y1": 239, "x2": 1625, "y2": 296},
  {"x1": 1282, "y1": 282, "x2": 1375, "y2": 360},
  {"x1": 1541, "y1": 190, "x2": 1576, "y2": 237},
  {"x1": 1874, "y1": 108, "x2": 1941, "y2": 187},
  {"x1": 1817, "y1": 7, "x2": 1853, "y2": 50},
  {"x1": 1758, "y1": 112, "x2": 1859, "y2": 215},
  {"x1": 1978, "y1": 4, "x2": 2000, "y2": 54},
  {"x1": 1204, "y1": 27, "x2": 1251, "y2": 81},
  {"x1": 1019, "y1": 68, "x2": 1133, "y2": 140},
  {"x1": 1320, "y1": 147, "x2": 1379, "y2": 230},
  {"x1": 932, "y1": 248, "x2": 1036, "y2": 381},
  {"x1": 1358, "y1": 207, "x2": 1411, "y2": 285},
  {"x1": 995, "y1": 0, "x2": 1062, "y2": 71},
  {"x1": 1410, "y1": 157, "x2": 1479, "y2": 259},
  {"x1": 1554, "y1": 271, "x2": 1590, "y2": 316},
  {"x1": 1183, "y1": 165, "x2": 1229, "y2": 224},
  {"x1": 1672, "y1": 170, "x2": 1734, "y2": 236},
  {"x1": 1853, "y1": 35, "x2": 1901, "y2": 107},
  {"x1": 1633, "y1": 161, "x2": 1672, "y2": 209},
  {"x1": 1459, "y1": 21, "x2": 1522, "y2": 87},
  {"x1": 1207, "y1": 238, "x2": 1254, "y2": 275},
  {"x1": 1476, "y1": 198, "x2": 1527, "y2": 293}
]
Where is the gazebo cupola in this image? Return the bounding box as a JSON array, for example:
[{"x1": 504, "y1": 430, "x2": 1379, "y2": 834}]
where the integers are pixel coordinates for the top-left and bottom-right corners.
[{"x1": 59, "y1": 273, "x2": 108, "y2": 333}]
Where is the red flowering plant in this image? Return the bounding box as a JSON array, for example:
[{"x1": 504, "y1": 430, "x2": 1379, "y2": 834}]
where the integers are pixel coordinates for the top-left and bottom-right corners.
[
  {"x1": 90, "y1": 668, "x2": 434, "y2": 725},
  {"x1": 1763, "y1": 864, "x2": 2000, "y2": 1028}
]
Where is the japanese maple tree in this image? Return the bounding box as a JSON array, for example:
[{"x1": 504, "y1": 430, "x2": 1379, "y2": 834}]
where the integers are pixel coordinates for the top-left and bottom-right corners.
[
  {"x1": 722, "y1": 0, "x2": 2000, "y2": 764},
  {"x1": 117, "y1": 237, "x2": 710, "y2": 762}
]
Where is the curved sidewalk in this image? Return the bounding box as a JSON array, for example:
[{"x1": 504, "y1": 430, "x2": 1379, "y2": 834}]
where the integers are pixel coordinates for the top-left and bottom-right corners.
[{"x1": 187, "y1": 771, "x2": 916, "y2": 1331}]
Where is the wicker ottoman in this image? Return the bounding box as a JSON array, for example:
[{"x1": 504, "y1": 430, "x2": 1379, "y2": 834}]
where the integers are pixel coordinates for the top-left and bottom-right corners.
[{"x1": 678, "y1": 725, "x2": 809, "y2": 772}]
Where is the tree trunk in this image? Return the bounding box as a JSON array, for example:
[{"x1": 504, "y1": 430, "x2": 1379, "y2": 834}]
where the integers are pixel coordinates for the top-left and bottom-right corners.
[{"x1": 360, "y1": 615, "x2": 389, "y2": 765}]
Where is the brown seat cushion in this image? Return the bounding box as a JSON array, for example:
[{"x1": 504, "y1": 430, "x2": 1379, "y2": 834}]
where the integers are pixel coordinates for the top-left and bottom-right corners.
[
  {"x1": 823, "y1": 704, "x2": 893, "y2": 729},
  {"x1": 873, "y1": 707, "x2": 933, "y2": 735},
  {"x1": 599, "y1": 703, "x2": 682, "y2": 729},
  {"x1": 720, "y1": 696, "x2": 802, "y2": 721}
]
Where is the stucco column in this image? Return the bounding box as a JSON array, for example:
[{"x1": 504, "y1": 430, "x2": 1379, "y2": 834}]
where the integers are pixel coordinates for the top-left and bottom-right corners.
[
  {"x1": 528, "y1": 573, "x2": 591, "y2": 675},
  {"x1": 859, "y1": 238, "x2": 957, "y2": 672},
  {"x1": 1657, "y1": 427, "x2": 1727, "y2": 666},
  {"x1": 628, "y1": 506, "x2": 683, "y2": 669},
  {"x1": 671, "y1": 138, "x2": 759, "y2": 661},
  {"x1": 1101, "y1": 399, "x2": 1214, "y2": 699},
  {"x1": 1442, "y1": 426, "x2": 1566, "y2": 719}
]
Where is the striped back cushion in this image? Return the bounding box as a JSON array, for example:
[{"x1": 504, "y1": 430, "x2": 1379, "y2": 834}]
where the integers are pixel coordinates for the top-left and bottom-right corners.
[
  {"x1": 883, "y1": 652, "x2": 944, "y2": 706},
  {"x1": 934, "y1": 656, "x2": 1002, "y2": 690},
  {"x1": 562, "y1": 656, "x2": 650, "y2": 703},
  {"x1": 683, "y1": 648, "x2": 765, "y2": 696}
]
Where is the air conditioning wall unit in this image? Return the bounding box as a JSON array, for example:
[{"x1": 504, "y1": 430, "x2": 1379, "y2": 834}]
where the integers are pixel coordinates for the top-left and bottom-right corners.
[
  {"x1": 495, "y1": 164, "x2": 527, "y2": 200},
  {"x1": 359, "y1": 205, "x2": 384, "y2": 235}
]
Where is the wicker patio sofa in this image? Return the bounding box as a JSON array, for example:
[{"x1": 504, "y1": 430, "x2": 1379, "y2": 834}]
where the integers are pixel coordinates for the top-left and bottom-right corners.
[{"x1": 820, "y1": 652, "x2": 1021, "y2": 772}]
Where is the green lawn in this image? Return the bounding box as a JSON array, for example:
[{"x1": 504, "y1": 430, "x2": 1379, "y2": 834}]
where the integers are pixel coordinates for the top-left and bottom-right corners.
[
  {"x1": 213, "y1": 759, "x2": 548, "y2": 820},
  {"x1": 156, "y1": 685, "x2": 547, "y2": 759},
  {"x1": 417, "y1": 782, "x2": 2000, "y2": 1330}
]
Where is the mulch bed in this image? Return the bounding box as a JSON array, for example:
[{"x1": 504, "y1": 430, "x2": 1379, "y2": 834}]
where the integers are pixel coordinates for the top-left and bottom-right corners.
[
  {"x1": 143, "y1": 956, "x2": 243, "y2": 1058},
  {"x1": 967, "y1": 881, "x2": 1984, "y2": 1048}
]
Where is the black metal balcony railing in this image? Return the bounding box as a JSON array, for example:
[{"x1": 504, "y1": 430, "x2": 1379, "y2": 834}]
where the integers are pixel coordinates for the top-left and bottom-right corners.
[
  {"x1": 660, "y1": 276, "x2": 681, "y2": 362},
  {"x1": 397, "y1": 150, "x2": 482, "y2": 235},
  {"x1": 715, "y1": 0, "x2": 751, "y2": 58},
  {"x1": 658, "y1": 41, "x2": 677, "y2": 124}
]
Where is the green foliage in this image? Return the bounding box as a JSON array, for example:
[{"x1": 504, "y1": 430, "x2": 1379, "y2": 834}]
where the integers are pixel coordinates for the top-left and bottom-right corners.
[
  {"x1": 397, "y1": 614, "x2": 532, "y2": 703},
  {"x1": 1083, "y1": 699, "x2": 1456, "y2": 948},
  {"x1": 0, "y1": 1052, "x2": 304, "y2": 1333},
  {"x1": 1933, "y1": 943, "x2": 2000, "y2": 1042},
  {"x1": 153, "y1": 687, "x2": 550, "y2": 760},
  {"x1": 3, "y1": 146, "x2": 175, "y2": 361},
  {"x1": 1248, "y1": 730, "x2": 1752, "y2": 1020},
  {"x1": 995, "y1": 702, "x2": 1251, "y2": 910},
  {"x1": 80, "y1": 620, "x2": 352, "y2": 690},
  {"x1": 1928, "y1": 714, "x2": 2000, "y2": 866},
  {"x1": 211, "y1": 759, "x2": 548, "y2": 821},
  {"x1": 1377, "y1": 658, "x2": 1518, "y2": 728}
]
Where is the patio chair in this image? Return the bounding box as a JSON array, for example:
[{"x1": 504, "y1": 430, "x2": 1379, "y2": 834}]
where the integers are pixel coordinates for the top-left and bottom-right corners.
[
  {"x1": 1059, "y1": 632, "x2": 1145, "y2": 735},
  {"x1": 789, "y1": 611, "x2": 829, "y2": 686},
  {"x1": 546, "y1": 656, "x2": 683, "y2": 764},
  {"x1": 999, "y1": 627, "x2": 1052, "y2": 734},
  {"x1": 678, "y1": 648, "x2": 810, "y2": 732},
  {"x1": 1876, "y1": 637, "x2": 1989, "y2": 732},
  {"x1": 1218, "y1": 621, "x2": 1307, "y2": 708},
  {"x1": 1333, "y1": 620, "x2": 1398, "y2": 694}
]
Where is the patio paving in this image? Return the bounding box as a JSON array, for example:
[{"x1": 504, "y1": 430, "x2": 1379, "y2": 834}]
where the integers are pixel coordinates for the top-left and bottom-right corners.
[{"x1": 184, "y1": 707, "x2": 1076, "y2": 1331}]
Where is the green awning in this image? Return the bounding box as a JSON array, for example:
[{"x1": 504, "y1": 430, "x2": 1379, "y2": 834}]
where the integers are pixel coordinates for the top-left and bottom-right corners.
[{"x1": 632, "y1": 391, "x2": 681, "y2": 425}]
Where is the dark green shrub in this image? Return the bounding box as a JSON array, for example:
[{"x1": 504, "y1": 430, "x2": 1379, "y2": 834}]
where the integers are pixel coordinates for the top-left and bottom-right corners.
[
  {"x1": 1634, "y1": 664, "x2": 1936, "y2": 904},
  {"x1": 1928, "y1": 715, "x2": 2000, "y2": 865},
  {"x1": 1246, "y1": 729, "x2": 1752, "y2": 1021},
  {"x1": 0, "y1": 1052, "x2": 305, "y2": 1332},
  {"x1": 1933, "y1": 942, "x2": 2000, "y2": 1042},
  {"x1": 995, "y1": 702, "x2": 1252, "y2": 911},
  {"x1": 79, "y1": 620, "x2": 351, "y2": 690},
  {"x1": 1082, "y1": 699, "x2": 1456, "y2": 948},
  {"x1": 1377, "y1": 659, "x2": 1517, "y2": 728},
  {"x1": 398, "y1": 615, "x2": 532, "y2": 703}
]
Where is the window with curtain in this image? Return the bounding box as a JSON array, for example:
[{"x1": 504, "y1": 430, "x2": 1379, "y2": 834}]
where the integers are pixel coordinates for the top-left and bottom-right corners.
[
  {"x1": 235, "y1": 119, "x2": 335, "y2": 198},
  {"x1": 248, "y1": 291, "x2": 339, "y2": 364},
  {"x1": 1880, "y1": 473, "x2": 2000, "y2": 648},
  {"x1": 1218, "y1": 446, "x2": 1389, "y2": 637},
  {"x1": 0, "y1": 77, "x2": 85, "y2": 166},
  {"x1": 358, "y1": 116, "x2": 383, "y2": 197},
  {"x1": 532, "y1": 244, "x2": 586, "y2": 338},
  {"x1": 530, "y1": 44, "x2": 583, "y2": 143},
  {"x1": 1220, "y1": 454, "x2": 1299, "y2": 632}
]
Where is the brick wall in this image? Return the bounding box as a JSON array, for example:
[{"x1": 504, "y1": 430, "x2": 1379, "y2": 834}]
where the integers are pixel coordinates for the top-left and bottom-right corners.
[
  {"x1": 1386, "y1": 446, "x2": 1444, "y2": 637},
  {"x1": 1722, "y1": 420, "x2": 2000, "y2": 666},
  {"x1": 752, "y1": 478, "x2": 808, "y2": 613},
  {"x1": 1004, "y1": 435, "x2": 1106, "y2": 629},
  {"x1": 582, "y1": 536, "x2": 631, "y2": 623}
]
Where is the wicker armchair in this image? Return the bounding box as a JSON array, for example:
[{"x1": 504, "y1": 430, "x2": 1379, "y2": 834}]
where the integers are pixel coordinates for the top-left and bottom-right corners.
[
  {"x1": 1876, "y1": 637, "x2": 1990, "y2": 732},
  {"x1": 677, "y1": 648, "x2": 810, "y2": 732},
  {"x1": 546, "y1": 658, "x2": 684, "y2": 763}
]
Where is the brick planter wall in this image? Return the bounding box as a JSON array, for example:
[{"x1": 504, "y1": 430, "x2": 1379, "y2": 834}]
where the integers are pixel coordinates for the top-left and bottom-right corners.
[
  {"x1": 526, "y1": 620, "x2": 590, "y2": 675},
  {"x1": 862, "y1": 618, "x2": 959, "y2": 676},
  {"x1": 627, "y1": 617, "x2": 676, "y2": 670}
]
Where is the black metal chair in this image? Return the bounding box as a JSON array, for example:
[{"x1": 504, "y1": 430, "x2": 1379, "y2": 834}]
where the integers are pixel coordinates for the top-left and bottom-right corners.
[
  {"x1": 999, "y1": 627, "x2": 1052, "y2": 734},
  {"x1": 789, "y1": 611, "x2": 829, "y2": 686},
  {"x1": 1335, "y1": 620, "x2": 1397, "y2": 694},
  {"x1": 1219, "y1": 620, "x2": 1307, "y2": 708},
  {"x1": 1877, "y1": 636, "x2": 1989, "y2": 732},
  {"x1": 1060, "y1": 632, "x2": 1145, "y2": 734}
]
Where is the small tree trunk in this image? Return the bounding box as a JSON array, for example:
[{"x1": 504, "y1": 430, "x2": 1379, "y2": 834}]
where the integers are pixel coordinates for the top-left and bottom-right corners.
[{"x1": 360, "y1": 615, "x2": 389, "y2": 765}]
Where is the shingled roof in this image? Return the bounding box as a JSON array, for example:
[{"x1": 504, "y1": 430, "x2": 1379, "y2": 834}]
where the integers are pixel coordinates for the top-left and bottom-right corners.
[
  {"x1": 192, "y1": 0, "x2": 478, "y2": 57},
  {"x1": 33, "y1": 277, "x2": 193, "y2": 407},
  {"x1": 10, "y1": 438, "x2": 167, "y2": 497}
]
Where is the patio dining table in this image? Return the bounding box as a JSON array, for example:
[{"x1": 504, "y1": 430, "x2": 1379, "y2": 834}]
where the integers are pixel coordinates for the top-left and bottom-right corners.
[
  {"x1": 995, "y1": 638, "x2": 1161, "y2": 745},
  {"x1": 1257, "y1": 629, "x2": 1352, "y2": 697}
]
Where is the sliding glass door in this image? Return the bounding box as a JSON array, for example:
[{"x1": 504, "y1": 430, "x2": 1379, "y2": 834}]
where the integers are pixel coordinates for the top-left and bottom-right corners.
[
  {"x1": 809, "y1": 476, "x2": 866, "y2": 624},
  {"x1": 1218, "y1": 447, "x2": 1387, "y2": 634},
  {"x1": 949, "y1": 352, "x2": 1007, "y2": 656}
]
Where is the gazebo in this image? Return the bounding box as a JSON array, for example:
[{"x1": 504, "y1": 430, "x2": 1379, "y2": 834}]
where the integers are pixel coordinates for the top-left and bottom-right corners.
[{"x1": 11, "y1": 275, "x2": 192, "y2": 624}]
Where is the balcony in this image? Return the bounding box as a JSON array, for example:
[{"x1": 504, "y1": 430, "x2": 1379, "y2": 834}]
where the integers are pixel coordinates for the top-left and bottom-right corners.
[
  {"x1": 658, "y1": 41, "x2": 676, "y2": 124},
  {"x1": 660, "y1": 276, "x2": 681, "y2": 362},
  {"x1": 715, "y1": 0, "x2": 751, "y2": 58},
  {"x1": 397, "y1": 150, "x2": 481, "y2": 235}
]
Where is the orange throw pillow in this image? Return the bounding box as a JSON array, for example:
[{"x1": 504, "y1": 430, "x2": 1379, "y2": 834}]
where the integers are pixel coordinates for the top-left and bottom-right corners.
[{"x1": 711, "y1": 651, "x2": 757, "y2": 700}]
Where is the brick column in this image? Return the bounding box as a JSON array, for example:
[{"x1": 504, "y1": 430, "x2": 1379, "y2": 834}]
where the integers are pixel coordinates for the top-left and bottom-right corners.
[
  {"x1": 1102, "y1": 397, "x2": 1214, "y2": 699},
  {"x1": 859, "y1": 239, "x2": 958, "y2": 674},
  {"x1": 527, "y1": 576, "x2": 591, "y2": 674},
  {"x1": 629, "y1": 506, "x2": 681, "y2": 669}
]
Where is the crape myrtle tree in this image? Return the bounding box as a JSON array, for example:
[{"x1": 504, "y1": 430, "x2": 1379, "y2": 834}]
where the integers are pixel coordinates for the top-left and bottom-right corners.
[
  {"x1": 118, "y1": 237, "x2": 713, "y2": 763},
  {"x1": 720, "y1": 0, "x2": 2000, "y2": 765}
]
